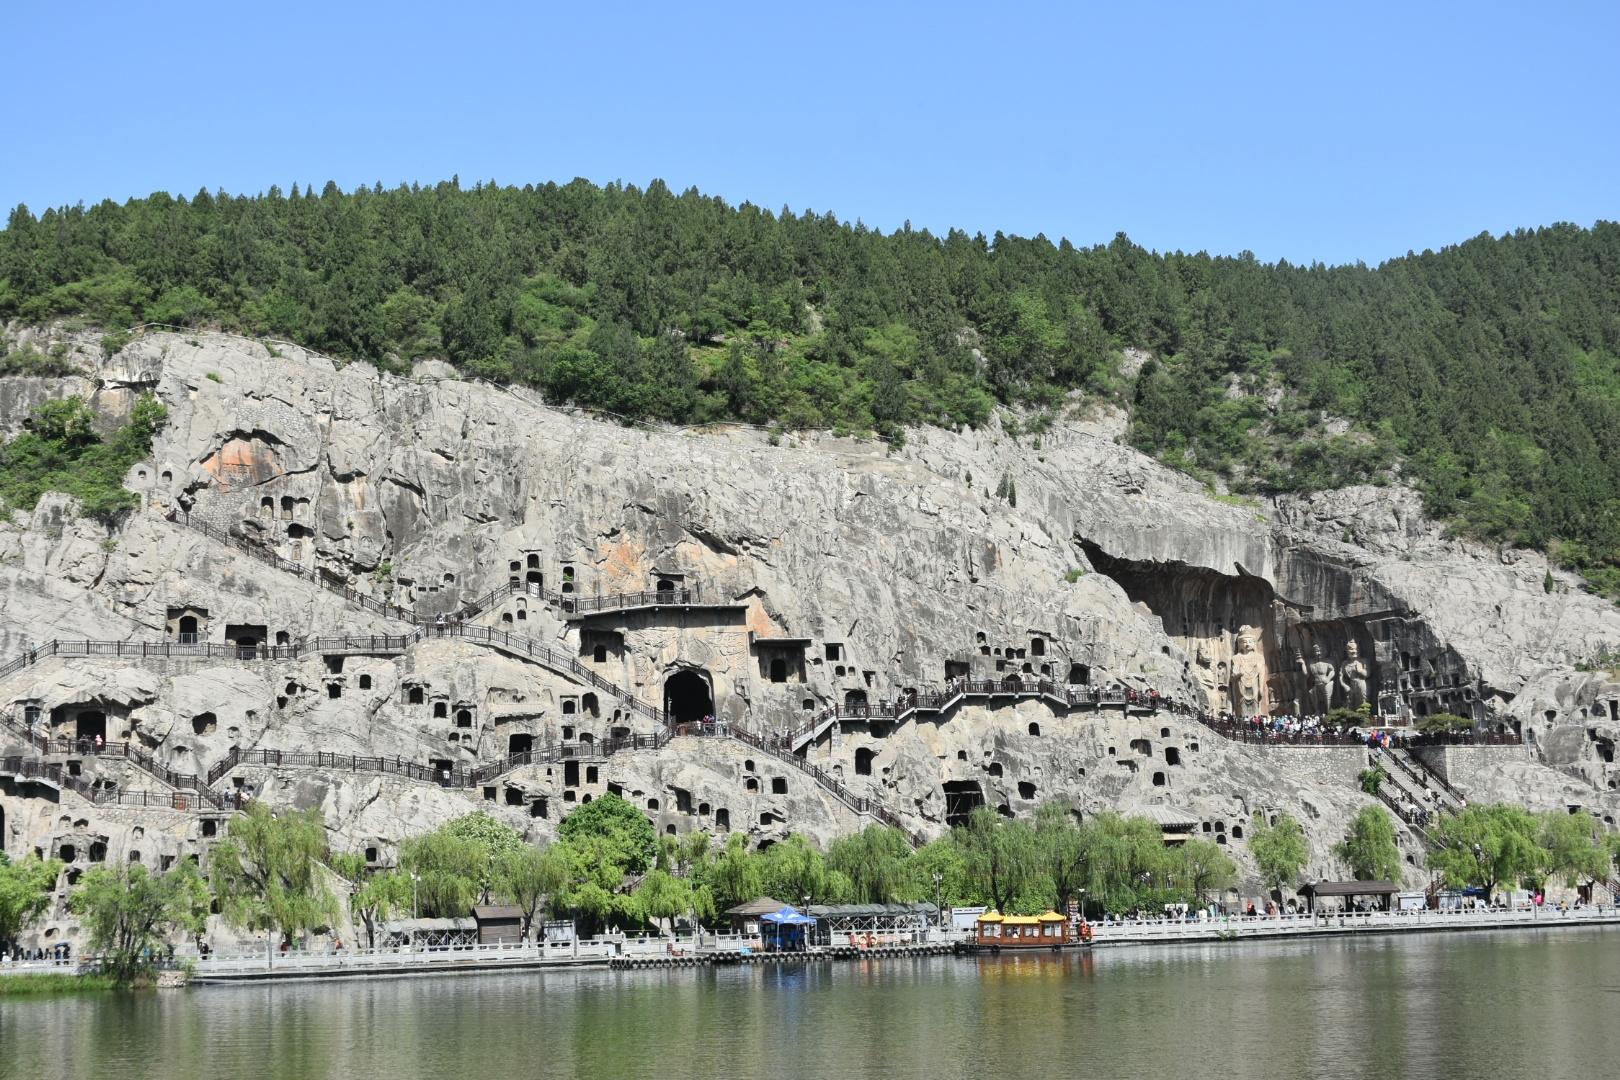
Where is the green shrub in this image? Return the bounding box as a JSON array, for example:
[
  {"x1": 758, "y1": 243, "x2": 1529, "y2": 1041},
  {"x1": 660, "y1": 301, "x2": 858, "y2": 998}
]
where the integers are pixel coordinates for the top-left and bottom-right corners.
[
  {"x1": 0, "y1": 394, "x2": 167, "y2": 523},
  {"x1": 1416, "y1": 712, "x2": 1473, "y2": 734},
  {"x1": 0, "y1": 972, "x2": 118, "y2": 995},
  {"x1": 0, "y1": 345, "x2": 82, "y2": 377},
  {"x1": 1357, "y1": 763, "x2": 1389, "y2": 795}
]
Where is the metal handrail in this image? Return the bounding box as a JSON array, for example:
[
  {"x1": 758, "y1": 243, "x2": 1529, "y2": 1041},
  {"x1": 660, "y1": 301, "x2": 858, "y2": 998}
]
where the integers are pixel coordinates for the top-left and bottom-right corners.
[
  {"x1": 780, "y1": 679, "x2": 1146, "y2": 748},
  {"x1": 0, "y1": 627, "x2": 668, "y2": 723},
  {"x1": 0, "y1": 706, "x2": 49, "y2": 753},
  {"x1": 567, "y1": 585, "x2": 704, "y2": 613},
  {"x1": 1384, "y1": 746, "x2": 1463, "y2": 803},
  {"x1": 724, "y1": 726, "x2": 925, "y2": 846},
  {"x1": 206, "y1": 730, "x2": 673, "y2": 789},
  {"x1": 166, "y1": 510, "x2": 711, "y2": 625},
  {"x1": 0, "y1": 754, "x2": 239, "y2": 810},
  {"x1": 1195, "y1": 713, "x2": 1522, "y2": 749}
]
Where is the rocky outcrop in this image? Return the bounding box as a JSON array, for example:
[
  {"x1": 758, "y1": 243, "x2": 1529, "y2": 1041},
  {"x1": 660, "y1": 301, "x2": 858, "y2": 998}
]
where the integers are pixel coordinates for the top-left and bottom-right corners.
[{"x1": 5, "y1": 325, "x2": 1620, "y2": 936}]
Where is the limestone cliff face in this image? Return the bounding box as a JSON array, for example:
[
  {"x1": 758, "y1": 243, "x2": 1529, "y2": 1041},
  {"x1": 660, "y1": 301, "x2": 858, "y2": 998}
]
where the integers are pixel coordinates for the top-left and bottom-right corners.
[{"x1": 5, "y1": 325, "x2": 1620, "y2": 939}]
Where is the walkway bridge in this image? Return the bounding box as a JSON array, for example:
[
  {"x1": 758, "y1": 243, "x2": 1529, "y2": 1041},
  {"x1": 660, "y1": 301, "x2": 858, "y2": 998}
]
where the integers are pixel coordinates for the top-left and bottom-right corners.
[{"x1": 780, "y1": 679, "x2": 1141, "y2": 753}]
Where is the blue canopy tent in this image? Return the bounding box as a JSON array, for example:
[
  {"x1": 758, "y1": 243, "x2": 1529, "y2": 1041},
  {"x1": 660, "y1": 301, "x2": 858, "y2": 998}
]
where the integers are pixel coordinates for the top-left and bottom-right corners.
[{"x1": 760, "y1": 906, "x2": 817, "y2": 951}]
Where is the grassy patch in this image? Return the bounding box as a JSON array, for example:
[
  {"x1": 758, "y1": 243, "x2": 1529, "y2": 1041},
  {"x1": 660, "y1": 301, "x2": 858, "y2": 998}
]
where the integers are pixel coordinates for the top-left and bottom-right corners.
[
  {"x1": 1203, "y1": 488, "x2": 1262, "y2": 508},
  {"x1": 0, "y1": 972, "x2": 118, "y2": 995}
]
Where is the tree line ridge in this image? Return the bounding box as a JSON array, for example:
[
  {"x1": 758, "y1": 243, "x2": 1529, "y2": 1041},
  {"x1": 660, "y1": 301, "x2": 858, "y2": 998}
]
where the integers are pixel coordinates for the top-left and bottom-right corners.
[{"x1": 2, "y1": 179, "x2": 1618, "y2": 590}]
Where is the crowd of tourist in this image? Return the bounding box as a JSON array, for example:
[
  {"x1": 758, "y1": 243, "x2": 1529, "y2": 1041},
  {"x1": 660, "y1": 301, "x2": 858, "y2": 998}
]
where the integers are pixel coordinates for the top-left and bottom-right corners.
[{"x1": 1, "y1": 944, "x2": 74, "y2": 965}]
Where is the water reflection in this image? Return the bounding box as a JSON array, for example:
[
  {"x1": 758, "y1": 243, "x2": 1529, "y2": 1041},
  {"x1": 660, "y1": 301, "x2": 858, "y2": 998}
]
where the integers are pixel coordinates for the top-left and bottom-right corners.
[{"x1": 0, "y1": 929, "x2": 1616, "y2": 1080}]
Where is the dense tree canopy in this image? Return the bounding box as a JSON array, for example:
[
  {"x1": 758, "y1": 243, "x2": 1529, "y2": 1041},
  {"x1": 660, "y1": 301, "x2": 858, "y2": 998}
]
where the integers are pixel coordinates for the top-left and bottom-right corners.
[
  {"x1": 0, "y1": 852, "x2": 63, "y2": 951},
  {"x1": 4, "y1": 180, "x2": 1619, "y2": 585},
  {"x1": 1334, "y1": 806, "x2": 1402, "y2": 882}
]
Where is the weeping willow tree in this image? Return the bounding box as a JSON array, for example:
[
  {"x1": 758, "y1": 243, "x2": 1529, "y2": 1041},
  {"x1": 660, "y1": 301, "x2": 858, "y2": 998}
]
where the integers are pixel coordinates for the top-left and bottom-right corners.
[{"x1": 207, "y1": 801, "x2": 338, "y2": 945}]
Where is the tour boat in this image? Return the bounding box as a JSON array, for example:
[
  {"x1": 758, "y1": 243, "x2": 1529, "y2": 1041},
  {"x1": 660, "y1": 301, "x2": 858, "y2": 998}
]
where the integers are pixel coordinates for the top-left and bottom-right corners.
[{"x1": 967, "y1": 910, "x2": 1091, "y2": 952}]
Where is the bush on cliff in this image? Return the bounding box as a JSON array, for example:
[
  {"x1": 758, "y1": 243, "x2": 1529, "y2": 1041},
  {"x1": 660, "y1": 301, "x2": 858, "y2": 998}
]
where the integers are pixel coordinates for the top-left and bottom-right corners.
[{"x1": 0, "y1": 394, "x2": 165, "y2": 523}]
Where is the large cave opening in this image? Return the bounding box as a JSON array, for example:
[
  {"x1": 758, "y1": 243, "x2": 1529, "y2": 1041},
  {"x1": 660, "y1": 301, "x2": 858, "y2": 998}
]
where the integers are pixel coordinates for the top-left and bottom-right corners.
[
  {"x1": 1082, "y1": 541, "x2": 1284, "y2": 715},
  {"x1": 1080, "y1": 540, "x2": 1418, "y2": 718},
  {"x1": 664, "y1": 670, "x2": 714, "y2": 724}
]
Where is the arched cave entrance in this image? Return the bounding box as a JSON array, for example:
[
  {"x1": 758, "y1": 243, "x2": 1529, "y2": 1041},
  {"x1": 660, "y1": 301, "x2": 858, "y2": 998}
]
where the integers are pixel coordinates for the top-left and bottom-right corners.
[
  {"x1": 178, "y1": 616, "x2": 198, "y2": 644},
  {"x1": 509, "y1": 733, "x2": 532, "y2": 755},
  {"x1": 664, "y1": 671, "x2": 714, "y2": 724},
  {"x1": 76, "y1": 711, "x2": 107, "y2": 742}
]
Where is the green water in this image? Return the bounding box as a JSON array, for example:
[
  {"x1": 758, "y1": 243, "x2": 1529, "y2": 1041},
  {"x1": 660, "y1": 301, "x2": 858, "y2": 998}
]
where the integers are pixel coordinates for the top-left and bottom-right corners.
[{"x1": 2, "y1": 929, "x2": 1617, "y2": 1080}]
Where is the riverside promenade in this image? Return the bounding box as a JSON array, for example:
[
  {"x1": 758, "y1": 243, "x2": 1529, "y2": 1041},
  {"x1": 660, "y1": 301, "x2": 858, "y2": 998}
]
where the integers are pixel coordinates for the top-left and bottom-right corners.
[
  {"x1": 3, "y1": 905, "x2": 1597, "y2": 984},
  {"x1": 1086, "y1": 904, "x2": 1620, "y2": 946}
]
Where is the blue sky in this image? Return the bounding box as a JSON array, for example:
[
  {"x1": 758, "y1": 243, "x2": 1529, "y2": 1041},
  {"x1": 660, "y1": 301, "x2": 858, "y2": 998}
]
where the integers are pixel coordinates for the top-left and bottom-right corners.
[{"x1": 5, "y1": 0, "x2": 1615, "y2": 265}]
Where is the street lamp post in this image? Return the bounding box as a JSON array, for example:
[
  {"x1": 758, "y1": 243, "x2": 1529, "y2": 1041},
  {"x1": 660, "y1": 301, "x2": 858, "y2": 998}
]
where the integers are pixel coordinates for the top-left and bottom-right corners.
[{"x1": 933, "y1": 873, "x2": 944, "y2": 941}]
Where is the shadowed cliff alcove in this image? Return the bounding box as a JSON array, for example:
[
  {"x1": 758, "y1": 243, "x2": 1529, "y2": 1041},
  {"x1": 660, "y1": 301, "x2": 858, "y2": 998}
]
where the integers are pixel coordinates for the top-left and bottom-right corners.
[
  {"x1": 1083, "y1": 541, "x2": 1286, "y2": 714},
  {"x1": 664, "y1": 670, "x2": 714, "y2": 724}
]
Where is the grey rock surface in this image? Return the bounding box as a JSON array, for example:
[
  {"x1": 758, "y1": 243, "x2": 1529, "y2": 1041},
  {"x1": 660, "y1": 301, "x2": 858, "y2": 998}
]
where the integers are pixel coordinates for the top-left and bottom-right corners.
[{"x1": 4, "y1": 326, "x2": 1620, "y2": 942}]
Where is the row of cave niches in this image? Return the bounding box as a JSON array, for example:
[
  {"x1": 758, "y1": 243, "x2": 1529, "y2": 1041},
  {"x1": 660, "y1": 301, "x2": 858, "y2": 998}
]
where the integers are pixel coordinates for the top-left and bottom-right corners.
[
  {"x1": 771, "y1": 638, "x2": 1089, "y2": 689},
  {"x1": 238, "y1": 502, "x2": 605, "y2": 610},
  {"x1": 11, "y1": 818, "x2": 223, "y2": 889},
  {"x1": 474, "y1": 757, "x2": 797, "y2": 838},
  {"x1": 929, "y1": 722, "x2": 1198, "y2": 829},
  {"x1": 962, "y1": 632, "x2": 1075, "y2": 680}
]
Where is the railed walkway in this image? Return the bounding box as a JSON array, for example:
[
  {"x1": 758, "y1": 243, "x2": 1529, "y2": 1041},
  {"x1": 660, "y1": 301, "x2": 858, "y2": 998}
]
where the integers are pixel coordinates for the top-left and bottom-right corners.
[
  {"x1": 157, "y1": 507, "x2": 933, "y2": 827},
  {"x1": 0, "y1": 633, "x2": 911, "y2": 826},
  {"x1": 87, "y1": 904, "x2": 1620, "y2": 985},
  {"x1": 1191, "y1": 713, "x2": 1523, "y2": 750},
  {"x1": 1191, "y1": 712, "x2": 1519, "y2": 816},
  {"x1": 165, "y1": 509, "x2": 720, "y2": 623},
  {"x1": 20, "y1": 506, "x2": 1524, "y2": 832},
  {"x1": 781, "y1": 679, "x2": 1148, "y2": 752},
  {"x1": 0, "y1": 631, "x2": 665, "y2": 726}
]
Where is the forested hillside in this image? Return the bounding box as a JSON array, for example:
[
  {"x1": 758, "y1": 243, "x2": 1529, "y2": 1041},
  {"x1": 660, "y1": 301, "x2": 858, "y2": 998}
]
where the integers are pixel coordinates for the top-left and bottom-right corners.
[{"x1": 2, "y1": 179, "x2": 1619, "y2": 587}]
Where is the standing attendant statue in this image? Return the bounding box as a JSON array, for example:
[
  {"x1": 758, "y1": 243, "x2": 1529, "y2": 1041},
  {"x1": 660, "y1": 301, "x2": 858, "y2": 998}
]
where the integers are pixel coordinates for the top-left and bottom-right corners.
[
  {"x1": 1229, "y1": 631, "x2": 1266, "y2": 717},
  {"x1": 1194, "y1": 644, "x2": 1222, "y2": 711},
  {"x1": 1338, "y1": 640, "x2": 1371, "y2": 710},
  {"x1": 1300, "y1": 644, "x2": 1337, "y2": 715}
]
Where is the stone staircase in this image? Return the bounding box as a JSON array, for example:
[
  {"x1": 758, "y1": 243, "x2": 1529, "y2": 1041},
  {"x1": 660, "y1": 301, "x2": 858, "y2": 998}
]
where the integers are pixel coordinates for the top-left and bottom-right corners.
[
  {"x1": 1, "y1": 707, "x2": 240, "y2": 812},
  {"x1": 781, "y1": 678, "x2": 1141, "y2": 753},
  {"x1": 1384, "y1": 746, "x2": 1464, "y2": 810}
]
